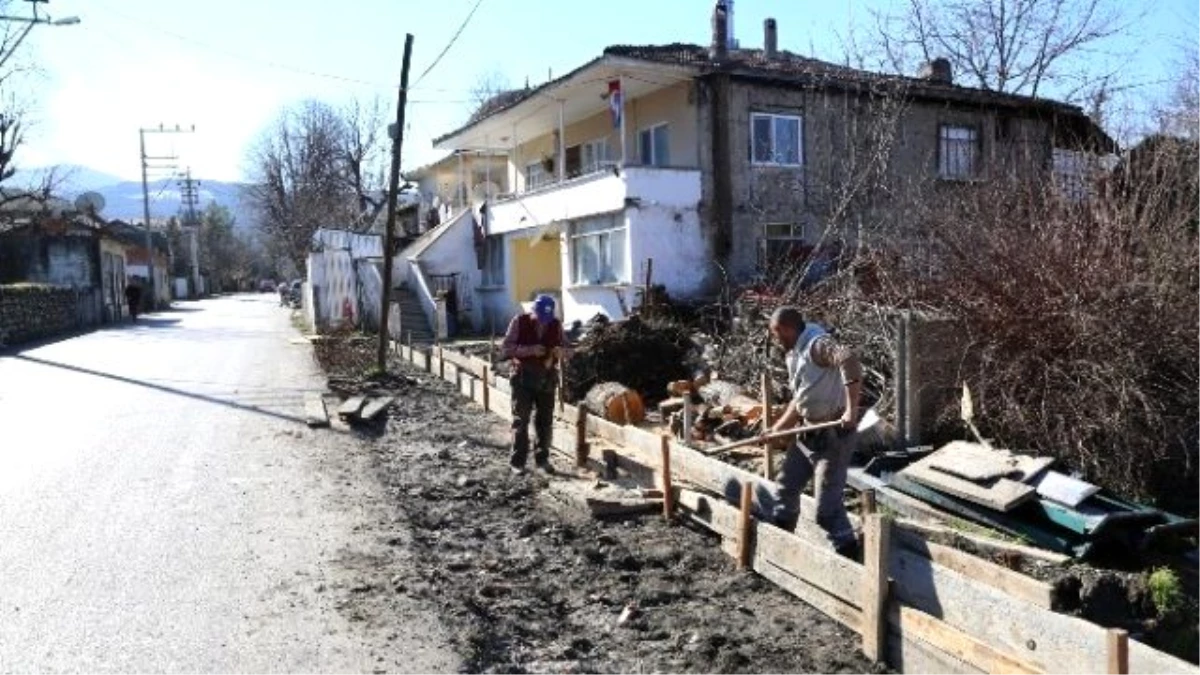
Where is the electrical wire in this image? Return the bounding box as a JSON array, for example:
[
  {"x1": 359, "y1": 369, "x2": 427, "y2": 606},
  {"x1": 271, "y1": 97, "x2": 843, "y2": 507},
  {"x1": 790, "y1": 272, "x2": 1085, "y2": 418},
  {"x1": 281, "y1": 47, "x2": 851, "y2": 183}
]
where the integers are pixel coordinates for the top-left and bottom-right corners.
[
  {"x1": 410, "y1": 0, "x2": 485, "y2": 89},
  {"x1": 90, "y1": 0, "x2": 396, "y2": 89}
]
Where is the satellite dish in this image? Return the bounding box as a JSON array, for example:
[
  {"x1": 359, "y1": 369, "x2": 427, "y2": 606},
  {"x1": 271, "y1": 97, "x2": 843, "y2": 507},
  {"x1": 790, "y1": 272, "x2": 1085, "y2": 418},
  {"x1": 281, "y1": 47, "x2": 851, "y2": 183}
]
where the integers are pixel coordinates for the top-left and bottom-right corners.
[{"x1": 74, "y1": 191, "x2": 106, "y2": 215}]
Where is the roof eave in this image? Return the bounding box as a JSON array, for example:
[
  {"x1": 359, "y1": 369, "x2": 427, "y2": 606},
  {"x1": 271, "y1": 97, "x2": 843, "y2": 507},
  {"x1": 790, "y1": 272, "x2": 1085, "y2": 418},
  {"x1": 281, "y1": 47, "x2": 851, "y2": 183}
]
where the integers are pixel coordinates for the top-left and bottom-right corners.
[{"x1": 432, "y1": 54, "x2": 702, "y2": 149}]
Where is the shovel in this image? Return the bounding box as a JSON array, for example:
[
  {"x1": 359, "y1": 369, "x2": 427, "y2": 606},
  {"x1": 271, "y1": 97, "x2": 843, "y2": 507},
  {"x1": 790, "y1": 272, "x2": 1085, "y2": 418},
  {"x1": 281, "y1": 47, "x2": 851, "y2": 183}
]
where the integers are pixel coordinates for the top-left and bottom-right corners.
[
  {"x1": 702, "y1": 408, "x2": 882, "y2": 456},
  {"x1": 960, "y1": 383, "x2": 993, "y2": 449}
]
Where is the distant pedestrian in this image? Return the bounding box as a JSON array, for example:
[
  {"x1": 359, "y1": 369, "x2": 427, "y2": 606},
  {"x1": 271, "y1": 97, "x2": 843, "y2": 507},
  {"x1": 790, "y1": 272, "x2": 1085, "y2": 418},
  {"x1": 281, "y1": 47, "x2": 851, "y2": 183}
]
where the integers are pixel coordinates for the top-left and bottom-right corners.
[
  {"x1": 124, "y1": 279, "x2": 142, "y2": 321},
  {"x1": 501, "y1": 294, "x2": 564, "y2": 475}
]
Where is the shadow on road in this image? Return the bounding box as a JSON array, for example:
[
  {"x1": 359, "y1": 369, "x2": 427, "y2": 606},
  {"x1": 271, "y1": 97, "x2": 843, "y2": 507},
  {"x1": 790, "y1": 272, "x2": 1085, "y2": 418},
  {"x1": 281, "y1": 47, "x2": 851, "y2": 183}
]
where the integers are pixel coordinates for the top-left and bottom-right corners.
[{"x1": 9, "y1": 354, "x2": 316, "y2": 427}]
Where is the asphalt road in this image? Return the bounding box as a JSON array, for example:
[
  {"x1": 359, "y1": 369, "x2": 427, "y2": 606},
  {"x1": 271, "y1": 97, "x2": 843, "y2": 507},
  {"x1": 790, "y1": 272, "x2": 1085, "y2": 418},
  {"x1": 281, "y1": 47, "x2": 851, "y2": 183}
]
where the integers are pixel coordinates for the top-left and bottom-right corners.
[{"x1": 0, "y1": 295, "x2": 458, "y2": 673}]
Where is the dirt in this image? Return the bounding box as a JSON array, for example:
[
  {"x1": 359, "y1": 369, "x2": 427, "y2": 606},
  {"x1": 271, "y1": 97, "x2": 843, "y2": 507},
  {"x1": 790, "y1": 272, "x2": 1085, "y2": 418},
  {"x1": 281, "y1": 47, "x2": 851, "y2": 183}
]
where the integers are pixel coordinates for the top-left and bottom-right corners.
[{"x1": 316, "y1": 338, "x2": 884, "y2": 674}]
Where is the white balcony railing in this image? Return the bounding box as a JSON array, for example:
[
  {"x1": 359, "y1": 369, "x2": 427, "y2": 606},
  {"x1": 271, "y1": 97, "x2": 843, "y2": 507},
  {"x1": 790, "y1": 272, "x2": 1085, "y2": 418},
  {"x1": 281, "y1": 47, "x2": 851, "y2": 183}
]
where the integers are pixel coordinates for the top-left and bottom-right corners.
[{"x1": 487, "y1": 164, "x2": 700, "y2": 236}]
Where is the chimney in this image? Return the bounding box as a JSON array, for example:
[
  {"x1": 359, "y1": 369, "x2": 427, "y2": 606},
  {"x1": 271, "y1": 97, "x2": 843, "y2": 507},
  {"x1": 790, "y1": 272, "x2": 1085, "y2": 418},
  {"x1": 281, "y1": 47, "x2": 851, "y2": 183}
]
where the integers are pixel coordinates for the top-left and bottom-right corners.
[
  {"x1": 710, "y1": 1, "x2": 728, "y2": 61},
  {"x1": 764, "y1": 18, "x2": 777, "y2": 59},
  {"x1": 920, "y1": 57, "x2": 953, "y2": 84},
  {"x1": 726, "y1": 0, "x2": 737, "y2": 49}
]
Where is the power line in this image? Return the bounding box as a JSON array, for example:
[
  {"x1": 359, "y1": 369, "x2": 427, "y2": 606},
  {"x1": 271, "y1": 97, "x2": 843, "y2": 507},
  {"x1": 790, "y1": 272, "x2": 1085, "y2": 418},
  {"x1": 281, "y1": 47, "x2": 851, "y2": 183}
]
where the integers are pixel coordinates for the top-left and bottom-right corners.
[
  {"x1": 411, "y1": 0, "x2": 485, "y2": 89},
  {"x1": 91, "y1": 0, "x2": 395, "y2": 88}
]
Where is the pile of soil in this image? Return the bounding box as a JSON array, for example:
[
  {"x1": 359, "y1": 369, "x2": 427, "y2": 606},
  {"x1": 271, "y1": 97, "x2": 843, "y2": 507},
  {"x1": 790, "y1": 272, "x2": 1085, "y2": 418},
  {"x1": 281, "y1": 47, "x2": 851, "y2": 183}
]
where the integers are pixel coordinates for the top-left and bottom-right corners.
[
  {"x1": 563, "y1": 315, "x2": 699, "y2": 406},
  {"x1": 316, "y1": 335, "x2": 881, "y2": 673}
]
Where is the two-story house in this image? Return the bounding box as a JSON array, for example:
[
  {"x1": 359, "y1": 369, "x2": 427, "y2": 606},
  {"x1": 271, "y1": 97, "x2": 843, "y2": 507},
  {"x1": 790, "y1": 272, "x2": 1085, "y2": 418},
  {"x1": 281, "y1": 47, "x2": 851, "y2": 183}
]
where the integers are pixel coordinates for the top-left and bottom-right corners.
[{"x1": 410, "y1": 1, "x2": 1112, "y2": 332}]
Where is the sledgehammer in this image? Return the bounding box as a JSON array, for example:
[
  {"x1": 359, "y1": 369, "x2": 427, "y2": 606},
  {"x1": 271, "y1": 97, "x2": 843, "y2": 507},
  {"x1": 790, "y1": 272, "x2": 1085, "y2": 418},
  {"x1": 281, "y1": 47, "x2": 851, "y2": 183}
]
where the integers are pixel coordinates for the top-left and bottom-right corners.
[{"x1": 701, "y1": 408, "x2": 882, "y2": 457}]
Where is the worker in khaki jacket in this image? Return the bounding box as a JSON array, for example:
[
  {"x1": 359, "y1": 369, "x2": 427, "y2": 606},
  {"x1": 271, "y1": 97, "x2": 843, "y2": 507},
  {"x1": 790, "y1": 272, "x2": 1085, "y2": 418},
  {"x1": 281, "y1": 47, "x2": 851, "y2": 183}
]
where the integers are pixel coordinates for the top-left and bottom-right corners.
[
  {"x1": 501, "y1": 294, "x2": 564, "y2": 475},
  {"x1": 760, "y1": 305, "x2": 863, "y2": 558}
]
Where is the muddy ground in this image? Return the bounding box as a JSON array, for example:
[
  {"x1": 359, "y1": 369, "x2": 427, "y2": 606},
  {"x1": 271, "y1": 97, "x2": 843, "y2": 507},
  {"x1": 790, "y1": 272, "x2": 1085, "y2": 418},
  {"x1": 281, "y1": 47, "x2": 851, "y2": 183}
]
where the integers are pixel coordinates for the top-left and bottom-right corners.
[{"x1": 319, "y1": 348, "x2": 882, "y2": 674}]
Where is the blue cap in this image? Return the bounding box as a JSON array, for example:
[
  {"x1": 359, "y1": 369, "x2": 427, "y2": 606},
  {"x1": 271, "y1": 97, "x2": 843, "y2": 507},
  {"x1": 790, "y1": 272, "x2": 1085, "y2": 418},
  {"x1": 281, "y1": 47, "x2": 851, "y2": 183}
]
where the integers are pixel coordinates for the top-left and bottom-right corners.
[{"x1": 533, "y1": 294, "x2": 556, "y2": 324}]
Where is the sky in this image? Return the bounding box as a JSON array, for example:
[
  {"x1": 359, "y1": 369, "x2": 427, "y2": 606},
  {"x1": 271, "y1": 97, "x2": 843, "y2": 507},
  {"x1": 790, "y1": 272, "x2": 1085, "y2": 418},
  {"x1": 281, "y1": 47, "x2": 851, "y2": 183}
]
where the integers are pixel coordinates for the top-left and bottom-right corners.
[{"x1": 11, "y1": 0, "x2": 1199, "y2": 185}]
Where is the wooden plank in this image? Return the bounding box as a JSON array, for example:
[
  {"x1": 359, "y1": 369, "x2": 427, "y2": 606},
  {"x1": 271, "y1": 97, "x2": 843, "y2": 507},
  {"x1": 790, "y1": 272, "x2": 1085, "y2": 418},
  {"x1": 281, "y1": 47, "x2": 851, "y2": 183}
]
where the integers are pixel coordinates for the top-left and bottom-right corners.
[
  {"x1": 893, "y1": 527, "x2": 1055, "y2": 609},
  {"x1": 1108, "y1": 629, "x2": 1129, "y2": 674},
  {"x1": 738, "y1": 482, "x2": 753, "y2": 570},
  {"x1": 660, "y1": 435, "x2": 674, "y2": 521},
  {"x1": 926, "y1": 441, "x2": 1055, "y2": 483},
  {"x1": 1032, "y1": 470, "x2": 1100, "y2": 507},
  {"x1": 303, "y1": 392, "x2": 329, "y2": 428},
  {"x1": 678, "y1": 488, "x2": 863, "y2": 605},
  {"x1": 894, "y1": 517, "x2": 1071, "y2": 566},
  {"x1": 337, "y1": 395, "x2": 366, "y2": 418},
  {"x1": 752, "y1": 553, "x2": 864, "y2": 633},
  {"x1": 658, "y1": 397, "x2": 685, "y2": 414},
  {"x1": 892, "y1": 604, "x2": 1042, "y2": 674},
  {"x1": 901, "y1": 461, "x2": 1036, "y2": 512},
  {"x1": 1127, "y1": 634, "x2": 1199, "y2": 674},
  {"x1": 889, "y1": 546, "x2": 1117, "y2": 674},
  {"x1": 359, "y1": 396, "x2": 394, "y2": 420},
  {"x1": 887, "y1": 624, "x2": 985, "y2": 675},
  {"x1": 862, "y1": 514, "x2": 891, "y2": 662}
]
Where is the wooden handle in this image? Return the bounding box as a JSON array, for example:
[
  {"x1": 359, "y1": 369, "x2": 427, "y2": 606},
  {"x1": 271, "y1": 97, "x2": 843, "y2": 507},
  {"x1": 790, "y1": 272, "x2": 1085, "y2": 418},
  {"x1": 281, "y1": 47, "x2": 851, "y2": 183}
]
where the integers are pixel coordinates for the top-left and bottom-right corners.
[{"x1": 702, "y1": 419, "x2": 843, "y2": 456}]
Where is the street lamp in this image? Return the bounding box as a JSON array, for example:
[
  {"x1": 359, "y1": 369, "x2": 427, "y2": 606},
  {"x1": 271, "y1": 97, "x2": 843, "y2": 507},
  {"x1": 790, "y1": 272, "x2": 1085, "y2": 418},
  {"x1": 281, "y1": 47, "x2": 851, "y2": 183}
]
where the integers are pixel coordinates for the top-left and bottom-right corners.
[{"x1": 0, "y1": 11, "x2": 82, "y2": 71}]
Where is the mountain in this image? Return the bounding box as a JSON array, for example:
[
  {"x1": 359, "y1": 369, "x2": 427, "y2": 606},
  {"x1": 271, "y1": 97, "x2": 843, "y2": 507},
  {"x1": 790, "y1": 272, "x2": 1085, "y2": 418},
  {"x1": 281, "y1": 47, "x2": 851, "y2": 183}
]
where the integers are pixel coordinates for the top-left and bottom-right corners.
[{"x1": 10, "y1": 165, "x2": 257, "y2": 232}]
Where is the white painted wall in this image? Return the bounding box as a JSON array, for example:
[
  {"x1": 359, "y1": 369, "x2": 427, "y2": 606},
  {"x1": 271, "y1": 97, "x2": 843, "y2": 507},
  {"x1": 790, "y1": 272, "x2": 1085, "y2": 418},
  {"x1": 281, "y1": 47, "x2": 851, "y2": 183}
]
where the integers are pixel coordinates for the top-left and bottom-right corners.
[
  {"x1": 559, "y1": 168, "x2": 704, "y2": 325},
  {"x1": 412, "y1": 167, "x2": 704, "y2": 329},
  {"x1": 408, "y1": 209, "x2": 481, "y2": 333},
  {"x1": 487, "y1": 171, "x2": 626, "y2": 235}
]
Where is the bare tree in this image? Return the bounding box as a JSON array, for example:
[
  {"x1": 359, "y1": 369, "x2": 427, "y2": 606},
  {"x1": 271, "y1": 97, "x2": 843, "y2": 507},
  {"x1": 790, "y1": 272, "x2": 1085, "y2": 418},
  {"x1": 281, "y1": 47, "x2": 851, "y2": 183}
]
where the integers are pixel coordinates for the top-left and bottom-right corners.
[
  {"x1": 1155, "y1": 47, "x2": 1199, "y2": 140},
  {"x1": 0, "y1": 0, "x2": 60, "y2": 207},
  {"x1": 244, "y1": 99, "x2": 387, "y2": 270},
  {"x1": 468, "y1": 69, "x2": 512, "y2": 119},
  {"x1": 870, "y1": 0, "x2": 1128, "y2": 97}
]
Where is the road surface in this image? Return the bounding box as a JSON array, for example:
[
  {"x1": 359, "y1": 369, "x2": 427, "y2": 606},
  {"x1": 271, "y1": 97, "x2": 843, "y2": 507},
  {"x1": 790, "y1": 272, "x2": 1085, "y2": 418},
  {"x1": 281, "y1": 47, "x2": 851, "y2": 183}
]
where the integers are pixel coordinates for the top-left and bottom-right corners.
[{"x1": 0, "y1": 295, "x2": 458, "y2": 673}]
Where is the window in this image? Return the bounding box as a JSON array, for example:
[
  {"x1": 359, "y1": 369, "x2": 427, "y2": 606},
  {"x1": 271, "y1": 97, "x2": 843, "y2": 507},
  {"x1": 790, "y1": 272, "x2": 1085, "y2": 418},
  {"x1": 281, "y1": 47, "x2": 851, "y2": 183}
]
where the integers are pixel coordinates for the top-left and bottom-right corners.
[
  {"x1": 759, "y1": 222, "x2": 809, "y2": 270},
  {"x1": 938, "y1": 125, "x2": 979, "y2": 179},
  {"x1": 751, "y1": 113, "x2": 803, "y2": 166},
  {"x1": 637, "y1": 123, "x2": 670, "y2": 167},
  {"x1": 481, "y1": 235, "x2": 505, "y2": 286},
  {"x1": 581, "y1": 138, "x2": 613, "y2": 174},
  {"x1": 525, "y1": 161, "x2": 550, "y2": 191},
  {"x1": 570, "y1": 215, "x2": 627, "y2": 285}
]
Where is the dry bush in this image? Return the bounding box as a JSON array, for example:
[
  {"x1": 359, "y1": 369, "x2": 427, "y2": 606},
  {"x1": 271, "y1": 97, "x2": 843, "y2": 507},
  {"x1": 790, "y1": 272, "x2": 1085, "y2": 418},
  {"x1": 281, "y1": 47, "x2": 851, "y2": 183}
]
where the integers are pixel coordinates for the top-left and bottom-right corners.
[{"x1": 742, "y1": 139, "x2": 1199, "y2": 511}]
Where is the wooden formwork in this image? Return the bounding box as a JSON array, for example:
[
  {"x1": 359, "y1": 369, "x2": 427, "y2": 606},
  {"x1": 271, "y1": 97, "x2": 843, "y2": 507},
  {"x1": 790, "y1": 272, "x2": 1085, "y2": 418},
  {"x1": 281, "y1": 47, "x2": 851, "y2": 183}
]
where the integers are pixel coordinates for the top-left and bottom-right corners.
[{"x1": 393, "y1": 341, "x2": 1197, "y2": 675}]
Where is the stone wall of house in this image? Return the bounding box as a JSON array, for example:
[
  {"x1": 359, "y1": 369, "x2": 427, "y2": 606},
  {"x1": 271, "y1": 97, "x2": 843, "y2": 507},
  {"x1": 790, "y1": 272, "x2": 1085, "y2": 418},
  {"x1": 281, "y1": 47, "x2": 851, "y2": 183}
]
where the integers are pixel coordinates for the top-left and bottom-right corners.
[
  {"x1": 696, "y1": 77, "x2": 1056, "y2": 284},
  {"x1": 0, "y1": 284, "x2": 85, "y2": 346}
]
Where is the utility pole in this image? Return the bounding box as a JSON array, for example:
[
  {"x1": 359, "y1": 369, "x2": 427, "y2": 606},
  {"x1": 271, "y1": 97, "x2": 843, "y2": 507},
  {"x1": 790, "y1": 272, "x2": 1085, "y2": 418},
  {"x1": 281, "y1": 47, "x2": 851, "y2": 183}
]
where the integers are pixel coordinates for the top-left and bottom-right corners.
[
  {"x1": 377, "y1": 33, "x2": 415, "y2": 371},
  {"x1": 139, "y1": 124, "x2": 194, "y2": 310},
  {"x1": 178, "y1": 168, "x2": 202, "y2": 298}
]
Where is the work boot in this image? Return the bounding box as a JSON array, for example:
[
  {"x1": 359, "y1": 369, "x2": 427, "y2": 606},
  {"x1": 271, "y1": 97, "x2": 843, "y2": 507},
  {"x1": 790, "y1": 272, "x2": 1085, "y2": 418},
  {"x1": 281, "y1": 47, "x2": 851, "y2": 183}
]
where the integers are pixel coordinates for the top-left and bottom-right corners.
[
  {"x1": 835, "y1": 538, "x2": 863, "y2": 563},
  {"x1": 535, "y1": 460, "x2": 555, "y2": 476},
  {"x1": 510, "y1": 464, "x2": 527, "y2": 476}
]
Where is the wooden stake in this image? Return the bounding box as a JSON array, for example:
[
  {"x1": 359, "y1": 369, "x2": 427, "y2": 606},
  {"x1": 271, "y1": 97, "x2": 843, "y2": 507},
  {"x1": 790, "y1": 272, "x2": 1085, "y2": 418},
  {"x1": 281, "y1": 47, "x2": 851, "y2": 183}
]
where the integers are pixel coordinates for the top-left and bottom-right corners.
[
  {"x1": 862, "y1": 513, "x2": 892, "y2": 663},
  {"x1": 406, "y1": 330, "x2": 412, "y2": 349},
  {"x1": 737, "y1": 481, "x2": 753, "y2": 570},
  {"x1": 660, "y1": 435, "x2": 674, "y2": 522},
  {"x1": 1107, "y1": 629, "x2": 1129, "y2": 674},
  {"x1": 862, "y1": 488, "x2": 877, "y2": 516},
  {"x1": 481, "y1": 366, "x2": 490, "y2": 412},
  {"x1": 575, "y1": 406, "x2": 589, "y2": 468},
  {"x1": 761, "y1": 371, "x2": 773, "y2": 478},
  {"x1": 438, "y1": 344, "x2": 445, "y2": 379}
]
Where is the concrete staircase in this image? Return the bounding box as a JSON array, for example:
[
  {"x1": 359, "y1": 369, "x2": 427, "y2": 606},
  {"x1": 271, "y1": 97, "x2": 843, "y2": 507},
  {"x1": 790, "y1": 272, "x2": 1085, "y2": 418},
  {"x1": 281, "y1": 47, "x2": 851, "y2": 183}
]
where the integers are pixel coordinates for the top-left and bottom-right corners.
[{"x1": 394, "y1": 287, "x2": 435, "y2": 344}]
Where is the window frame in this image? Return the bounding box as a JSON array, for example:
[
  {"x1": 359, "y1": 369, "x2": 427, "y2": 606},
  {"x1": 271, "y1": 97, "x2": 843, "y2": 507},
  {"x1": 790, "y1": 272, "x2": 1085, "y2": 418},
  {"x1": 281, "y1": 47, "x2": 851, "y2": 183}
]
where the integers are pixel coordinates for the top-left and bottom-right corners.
[
  {"x1": 750, "y1": 112, "x2": 804, "y2": 167},
  {"x1": 569, "y1": 215, "x2": 629, "y2": 286},
  {"x1": 524, "y1": 160, "x2": 550, "y2": 191},
  {"x1": 937, "y1": 123, "x2": 981, "y2": 180},
  {"x1": 637, "y1": 122, "x2": 670, "y2": 167},
  {"x1": 581, "y1": 137, "x2": 613, "y2": 174}
]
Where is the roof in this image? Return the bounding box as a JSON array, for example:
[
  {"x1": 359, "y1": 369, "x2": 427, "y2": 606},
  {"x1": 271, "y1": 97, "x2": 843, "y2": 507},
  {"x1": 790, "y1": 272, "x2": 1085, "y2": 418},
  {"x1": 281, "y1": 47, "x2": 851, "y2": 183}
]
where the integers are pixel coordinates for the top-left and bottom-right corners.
[
  {"x1": 436, "y1": 42, "x2": 1115, "y2": 152},
  {"x1": 606, "y1": 43, "x2": 1083, "y2": 113}
]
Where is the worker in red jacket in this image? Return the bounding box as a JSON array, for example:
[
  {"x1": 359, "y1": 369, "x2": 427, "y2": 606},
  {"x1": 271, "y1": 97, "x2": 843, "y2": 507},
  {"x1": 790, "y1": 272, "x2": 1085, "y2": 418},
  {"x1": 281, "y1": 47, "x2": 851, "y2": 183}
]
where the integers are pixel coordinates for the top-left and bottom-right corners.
[{"x1": 501, "y1": 294, "x2": 564, "y2": 475}]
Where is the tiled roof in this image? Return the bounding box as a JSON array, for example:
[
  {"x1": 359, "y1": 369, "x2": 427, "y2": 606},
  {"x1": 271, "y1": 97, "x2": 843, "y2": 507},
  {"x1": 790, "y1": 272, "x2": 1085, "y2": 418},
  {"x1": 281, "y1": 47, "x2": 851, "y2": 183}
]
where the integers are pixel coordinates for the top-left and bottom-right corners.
[
  {"x1": 604, "y1": 43, "x2": 1081, "y2": 113},
  {"x1": 435, "y1": 42, "x2": 1107, "y2": 147}
]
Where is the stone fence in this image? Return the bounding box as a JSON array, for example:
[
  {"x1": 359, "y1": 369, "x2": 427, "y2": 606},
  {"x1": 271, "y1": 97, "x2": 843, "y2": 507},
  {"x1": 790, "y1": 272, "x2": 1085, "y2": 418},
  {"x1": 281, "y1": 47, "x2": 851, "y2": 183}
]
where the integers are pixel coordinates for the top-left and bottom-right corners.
[{"x1": 0, "y1": 284, "x2": 101, "y2": 347}]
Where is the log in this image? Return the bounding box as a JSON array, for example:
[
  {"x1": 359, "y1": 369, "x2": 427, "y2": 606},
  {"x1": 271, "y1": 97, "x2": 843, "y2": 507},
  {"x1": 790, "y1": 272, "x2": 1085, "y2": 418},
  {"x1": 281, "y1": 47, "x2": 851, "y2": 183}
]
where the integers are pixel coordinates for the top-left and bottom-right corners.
[{"x1": 584, "y1": 382, "x2": 645, "y2": 425}]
